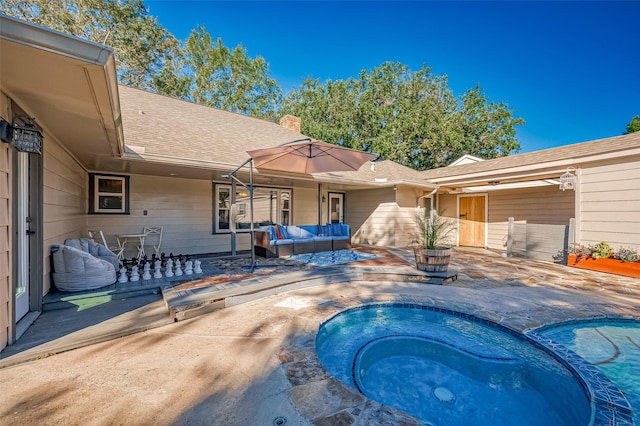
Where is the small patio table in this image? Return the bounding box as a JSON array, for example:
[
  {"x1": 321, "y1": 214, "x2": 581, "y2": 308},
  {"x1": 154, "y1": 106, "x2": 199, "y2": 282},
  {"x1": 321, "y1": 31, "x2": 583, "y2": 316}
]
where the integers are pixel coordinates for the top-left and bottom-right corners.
[{"x1": 116, "y1": 233, "x2": 147, "y2": 262}]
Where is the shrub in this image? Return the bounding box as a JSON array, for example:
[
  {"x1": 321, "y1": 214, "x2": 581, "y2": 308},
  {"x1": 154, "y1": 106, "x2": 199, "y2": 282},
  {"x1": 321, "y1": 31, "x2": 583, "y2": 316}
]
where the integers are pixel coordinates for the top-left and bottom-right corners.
[
  {"x1": 592, "y1": 241, "x2": 614, "y2": 259},
  {"x1": 410, "y1": 209, "x2": 455, "y2": 250},
  {"x1": 614, "y1": 247, "x2": 639, "y2": 263},
  {"x1": 569, "y1": 243, "x2": 593, "y2": 262}
]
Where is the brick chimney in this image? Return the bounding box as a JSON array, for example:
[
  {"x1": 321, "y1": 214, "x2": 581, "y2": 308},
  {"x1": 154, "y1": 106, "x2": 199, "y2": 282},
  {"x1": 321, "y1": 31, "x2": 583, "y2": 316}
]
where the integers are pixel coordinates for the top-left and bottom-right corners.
[{"x1": 279, "y1": 115, "x2": 301, "y2": 133}]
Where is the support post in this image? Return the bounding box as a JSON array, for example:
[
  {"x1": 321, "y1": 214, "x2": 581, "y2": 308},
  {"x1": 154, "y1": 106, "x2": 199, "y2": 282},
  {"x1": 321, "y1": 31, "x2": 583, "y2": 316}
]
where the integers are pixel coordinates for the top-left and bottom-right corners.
[{"x1": 507, "y1": 217, "x2": 514, "y2": 257}]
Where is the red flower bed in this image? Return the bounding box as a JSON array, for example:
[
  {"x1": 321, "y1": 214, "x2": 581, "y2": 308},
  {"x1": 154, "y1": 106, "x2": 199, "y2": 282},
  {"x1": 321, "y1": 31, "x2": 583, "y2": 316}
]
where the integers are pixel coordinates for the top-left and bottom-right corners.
[{"x1": 567, "y1": 254, "x2": 640, "y2": 278}]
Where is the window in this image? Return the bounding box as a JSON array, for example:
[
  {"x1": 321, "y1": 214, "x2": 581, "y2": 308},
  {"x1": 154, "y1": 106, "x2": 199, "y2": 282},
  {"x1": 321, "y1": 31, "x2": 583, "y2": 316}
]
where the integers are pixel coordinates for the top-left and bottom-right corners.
[
  {"x1": 89, "y1": 174, "x2": 130, "y2": 214},
  {"x1": 213, "y1": 184, "x2": 291, "y2": 233}
]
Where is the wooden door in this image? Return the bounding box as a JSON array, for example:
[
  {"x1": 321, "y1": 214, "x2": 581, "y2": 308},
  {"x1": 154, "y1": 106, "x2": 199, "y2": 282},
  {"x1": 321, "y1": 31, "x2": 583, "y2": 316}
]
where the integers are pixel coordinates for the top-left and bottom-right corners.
[{"x1": 459, "y1": 196, "x2": 486, "y2": 247}]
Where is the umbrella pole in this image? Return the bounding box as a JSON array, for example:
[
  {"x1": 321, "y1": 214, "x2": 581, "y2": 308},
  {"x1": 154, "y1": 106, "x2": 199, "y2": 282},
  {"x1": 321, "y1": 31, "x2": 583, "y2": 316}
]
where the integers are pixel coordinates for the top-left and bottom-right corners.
[
  {"x1": 249, "y1": 159, "x2": 255, "y2": 272},
  {"x1": 223, "y1": 157, "x2": 256, "y2": 272},
  {"x1": 318, "y1": 183, "x2": 322, "y2": 227}
]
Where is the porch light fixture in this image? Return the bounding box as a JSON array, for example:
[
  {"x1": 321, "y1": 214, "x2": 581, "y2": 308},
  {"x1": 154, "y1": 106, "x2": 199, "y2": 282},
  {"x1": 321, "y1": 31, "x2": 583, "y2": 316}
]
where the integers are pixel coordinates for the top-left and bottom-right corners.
[
  {"x1": 12, "y1": 116, "x2": 43, "y2": 154},
  {"x1": 0, "y1": 119, "x2": 12, "y2": 143},
  {"x1": 559, "y1": 167, "x2": 577, "y2": 191}
]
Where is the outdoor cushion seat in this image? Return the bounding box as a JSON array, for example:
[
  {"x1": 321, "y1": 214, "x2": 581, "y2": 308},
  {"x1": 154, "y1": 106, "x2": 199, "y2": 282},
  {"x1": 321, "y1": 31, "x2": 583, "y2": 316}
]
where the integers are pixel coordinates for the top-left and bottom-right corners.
[
  {"x1": 271, "y1": 238, "x2": 294, "y2": 246},
  {"x1": 254, "y1": 223, "x2": 351, "y2": 258},
  {"x1": 51, "y1": 240, "x2": 118, "y2": 292},
  {"x1": 65, "y1": 238, "x2": 120, "y2": 271}
]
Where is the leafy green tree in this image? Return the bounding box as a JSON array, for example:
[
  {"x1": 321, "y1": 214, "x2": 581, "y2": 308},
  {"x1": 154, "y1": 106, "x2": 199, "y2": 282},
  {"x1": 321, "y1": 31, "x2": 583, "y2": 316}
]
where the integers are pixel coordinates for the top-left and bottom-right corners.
[
  {"x1": 2, "y1": 0, "x2": 181, "y2": 89},
  {"x1": 281, "y1": 62, "x2": 523, "y2": 169},
  {"x1": 456, "y1": 85, "x2": 524, "y2": 161},
  {"x1": 625, "y1": 115, "x2": 640, "y2": 134},
  {"x1": 179, "y1": 25, "x2": 282, "y2": 119}
]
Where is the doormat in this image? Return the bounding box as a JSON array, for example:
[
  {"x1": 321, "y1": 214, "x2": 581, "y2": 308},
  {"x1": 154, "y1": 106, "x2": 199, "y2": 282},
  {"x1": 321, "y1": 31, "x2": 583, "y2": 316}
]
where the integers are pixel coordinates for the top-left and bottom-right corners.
[{"x1": 288, "y1": 249, "x2": 380, "y2": 266}]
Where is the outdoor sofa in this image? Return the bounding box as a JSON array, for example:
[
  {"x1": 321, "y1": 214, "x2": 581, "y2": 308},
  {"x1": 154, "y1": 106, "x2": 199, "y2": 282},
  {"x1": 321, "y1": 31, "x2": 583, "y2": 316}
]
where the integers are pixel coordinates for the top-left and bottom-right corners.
[
  {"x1": 50, "y1": 238, "x2": 119, "y2": 292},
  {"x1": 254, "y1": 224, "x2": 351, "y2": 258}
]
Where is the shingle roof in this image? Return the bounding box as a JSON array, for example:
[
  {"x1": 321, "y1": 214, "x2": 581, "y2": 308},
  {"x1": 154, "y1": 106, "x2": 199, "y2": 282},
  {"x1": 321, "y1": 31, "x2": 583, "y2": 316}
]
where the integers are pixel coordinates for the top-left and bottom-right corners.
[
  {"x1": 118, "y1": 85, "x2": 308, "y2": 168},
  {"x1": 420, "y1": 131, "x2": 640, "y2": 180},
  {"x1": 314, "y1": 160, "x2": 435, "y2": 188}
]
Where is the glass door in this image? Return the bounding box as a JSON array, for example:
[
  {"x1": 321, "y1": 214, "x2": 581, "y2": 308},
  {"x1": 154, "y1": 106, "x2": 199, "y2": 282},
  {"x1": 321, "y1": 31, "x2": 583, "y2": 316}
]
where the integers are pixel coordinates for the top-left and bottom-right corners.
[
  {"x1": 16, "y1": 152, "x2": 30, "y2": 321},
  {"x1": 328, "y1": 193, "x2": 344, "y2": 224}
]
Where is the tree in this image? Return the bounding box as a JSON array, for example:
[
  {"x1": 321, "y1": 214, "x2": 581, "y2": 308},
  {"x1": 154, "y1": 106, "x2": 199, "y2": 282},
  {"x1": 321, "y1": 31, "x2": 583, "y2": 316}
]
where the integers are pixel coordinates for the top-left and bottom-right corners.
[
  {"x1": 2, "y1": 0, "x2": 181, "y2": 90},
  {"x1": 625, "y1": 115, "x2": 640, "y2": 134},
  {"x1": 177, "y1": 25, "x2": 282, "y2": 119},
  {"x1": 281, "y1": 62, "x2": 523, "y2": 170}
]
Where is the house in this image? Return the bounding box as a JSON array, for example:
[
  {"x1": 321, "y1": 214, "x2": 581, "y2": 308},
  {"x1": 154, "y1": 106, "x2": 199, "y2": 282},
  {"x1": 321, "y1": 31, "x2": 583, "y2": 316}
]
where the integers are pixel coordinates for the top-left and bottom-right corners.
[
  {"x1": 419, "y1": 132, "x2": 640, "y2": 261},
  {"x1": 2, "y1": 14, "x2": 639, "y2": 351},
  {"x1": 0, "y1": 14, "x2": 431, "y2": 350}
]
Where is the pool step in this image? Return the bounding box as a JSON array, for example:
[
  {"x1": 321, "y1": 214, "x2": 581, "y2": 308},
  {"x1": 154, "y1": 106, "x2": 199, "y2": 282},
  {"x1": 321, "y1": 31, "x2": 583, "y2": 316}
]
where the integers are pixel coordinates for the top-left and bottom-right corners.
[{"x1": 162, "y1": 266, "x2": 437, "y2": 322}]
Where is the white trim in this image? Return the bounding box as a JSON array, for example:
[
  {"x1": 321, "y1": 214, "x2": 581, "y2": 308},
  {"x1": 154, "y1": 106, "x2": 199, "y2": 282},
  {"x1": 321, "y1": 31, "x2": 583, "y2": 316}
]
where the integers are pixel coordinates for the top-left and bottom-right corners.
[
  {"x1": 94, "y1": 175, "x2": 126, "y2": 213},
  {"x1": 430, "y1": 147, "x2": 640, "y2": 186},
  {"x1": 0, "y1": 15, "x2": 113, "y2": 65},
  {"x1": 215, "y1": 184, "x2": 292, "y2": 232}
]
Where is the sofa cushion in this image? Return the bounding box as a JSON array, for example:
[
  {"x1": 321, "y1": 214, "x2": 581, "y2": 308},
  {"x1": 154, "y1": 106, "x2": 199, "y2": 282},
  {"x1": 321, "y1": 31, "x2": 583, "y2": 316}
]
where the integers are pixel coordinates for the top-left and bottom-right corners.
[
  {"x1": 313, "y1": 235, "x2": 334, "y2": 242},
  {"x1": 317, "y1": 224, "x2": 330, "y2": 236},
  {"x1": 271, "y1": 238, "x2": 294, "y2": 246},
  {"x1": 285, "y1": 226, "x2": 314, "y2": 239},
  {"x1": 330, "y1": 223, "x2": 344, "y2": 236}
]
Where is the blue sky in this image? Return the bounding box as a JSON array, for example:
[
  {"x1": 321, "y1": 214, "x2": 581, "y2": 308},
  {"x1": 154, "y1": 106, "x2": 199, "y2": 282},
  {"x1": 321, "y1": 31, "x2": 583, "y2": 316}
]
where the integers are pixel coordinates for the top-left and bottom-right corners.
[{"x1": 146, "y1": 1, "x2": 640, "y2": 153}]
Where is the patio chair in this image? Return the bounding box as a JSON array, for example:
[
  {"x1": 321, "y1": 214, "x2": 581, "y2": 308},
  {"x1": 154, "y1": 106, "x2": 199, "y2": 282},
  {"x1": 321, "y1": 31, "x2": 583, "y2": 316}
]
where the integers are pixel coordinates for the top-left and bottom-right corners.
[
  {"x1": 51, "y1": 239, "x2": 118, "y2": 291},
  {"x1": 88, "y1": 229, "x2": 125, "y2": 263},
  {"x1": 142, "y1": 226, "x2": 163, "y2": 258}
]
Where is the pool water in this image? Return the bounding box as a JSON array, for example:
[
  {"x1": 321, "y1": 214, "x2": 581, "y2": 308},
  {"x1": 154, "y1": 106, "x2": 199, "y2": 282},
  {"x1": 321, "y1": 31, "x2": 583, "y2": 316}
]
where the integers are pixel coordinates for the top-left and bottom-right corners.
[
  {"x1": 316, "y1": 304, "x2": 592, "y2": 426},
  {"x1": 540, "y1": 320, "x2": 640, "y2": 424}
]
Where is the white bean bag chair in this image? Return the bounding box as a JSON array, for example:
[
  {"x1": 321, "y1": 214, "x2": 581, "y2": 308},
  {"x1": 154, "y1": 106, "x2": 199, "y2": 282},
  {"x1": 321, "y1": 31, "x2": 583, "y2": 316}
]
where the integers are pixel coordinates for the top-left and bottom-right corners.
[{"x1": 51, "y1": 240, "x2": 117, "y2": 292}]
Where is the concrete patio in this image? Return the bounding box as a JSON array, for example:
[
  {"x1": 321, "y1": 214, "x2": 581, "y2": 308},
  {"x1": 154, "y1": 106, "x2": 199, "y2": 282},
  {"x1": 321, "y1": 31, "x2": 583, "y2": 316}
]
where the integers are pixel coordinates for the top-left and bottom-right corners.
[{"x1": 0, "y1": 246, "x2": 638, "y2": 425}]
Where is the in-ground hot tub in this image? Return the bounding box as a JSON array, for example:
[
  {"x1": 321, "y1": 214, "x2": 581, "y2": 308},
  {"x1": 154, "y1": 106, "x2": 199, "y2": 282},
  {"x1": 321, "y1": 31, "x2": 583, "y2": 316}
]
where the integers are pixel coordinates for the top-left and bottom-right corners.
[{"x1": 316, "y1": 304, "x2": 594, "y2": 425}]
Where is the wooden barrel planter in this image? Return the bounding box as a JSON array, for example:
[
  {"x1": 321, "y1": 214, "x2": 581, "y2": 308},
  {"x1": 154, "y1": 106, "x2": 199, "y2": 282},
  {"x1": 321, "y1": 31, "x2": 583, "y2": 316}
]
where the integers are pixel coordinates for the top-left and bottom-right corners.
[{"x1": 414, "y1": 247, "x2": 452, "y2": 272}]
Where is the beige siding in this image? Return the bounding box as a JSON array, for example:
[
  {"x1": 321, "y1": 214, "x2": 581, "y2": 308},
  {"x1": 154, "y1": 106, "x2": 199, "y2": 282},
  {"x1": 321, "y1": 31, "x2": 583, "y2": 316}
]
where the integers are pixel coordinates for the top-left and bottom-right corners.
[
  {"x1": 486, "y1": 186, "x2": 574, "y2": 253},
  {"x1": 437, "y1": 194, "x2": 458, "y2": 220},
  {"x1": 1, "y1": 94, "x2": 11, "y2": 350},
  {"x1": 579, "y1": 157, "x2": 640, "y2": 251},
  {"x1": 293, "y1": 187, "x2": 318, "y2": 225},
  {"x1": 0, "y1": 139, "x2": 11, "y2": 351},
  {"x1": 348, "y1": 188, "x2": 397, "y2": 246},
  {"x1": 89, "y1": 175, "x2": 237, "y2": 257},
  {"x1": 395, "y1": 187, "x2": 422, "y2": 247},
  {"x1": 42, "y1": 137, "x2": 88, "y2": 294}
]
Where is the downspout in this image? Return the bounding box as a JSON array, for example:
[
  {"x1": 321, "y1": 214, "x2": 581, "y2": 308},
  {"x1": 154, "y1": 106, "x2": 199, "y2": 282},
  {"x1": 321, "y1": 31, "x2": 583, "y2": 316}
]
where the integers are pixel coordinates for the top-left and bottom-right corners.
[{"x1": 417, "y1": 188, "x2": 439, "y2": 213}]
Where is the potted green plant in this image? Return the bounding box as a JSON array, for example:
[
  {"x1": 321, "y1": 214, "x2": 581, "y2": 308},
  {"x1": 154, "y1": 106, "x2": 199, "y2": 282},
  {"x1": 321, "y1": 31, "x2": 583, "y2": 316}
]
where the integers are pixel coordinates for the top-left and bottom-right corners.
[{"x1": 411, "y1": 208, "x2": 456, "y2": 272}]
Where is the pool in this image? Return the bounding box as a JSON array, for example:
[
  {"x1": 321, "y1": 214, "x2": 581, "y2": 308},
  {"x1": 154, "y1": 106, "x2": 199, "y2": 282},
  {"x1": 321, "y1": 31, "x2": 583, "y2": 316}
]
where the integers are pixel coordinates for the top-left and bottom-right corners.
[
  {"x1": 316, "y1": 304, "x2": 593, "y2": 425},
  {"x1": 538, "y1": 319, "x2": 640, "y2": 425}
]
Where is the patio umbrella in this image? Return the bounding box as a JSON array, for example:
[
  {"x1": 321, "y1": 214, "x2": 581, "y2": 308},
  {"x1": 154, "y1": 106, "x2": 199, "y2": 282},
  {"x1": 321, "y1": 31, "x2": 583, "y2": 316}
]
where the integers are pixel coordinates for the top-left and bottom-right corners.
[
  {"x1": 247, "y1": 139, "x2": 378, "y2": 174},
  {"x1": 247, "y1": 139, "x2": 378, "y2": 228}
]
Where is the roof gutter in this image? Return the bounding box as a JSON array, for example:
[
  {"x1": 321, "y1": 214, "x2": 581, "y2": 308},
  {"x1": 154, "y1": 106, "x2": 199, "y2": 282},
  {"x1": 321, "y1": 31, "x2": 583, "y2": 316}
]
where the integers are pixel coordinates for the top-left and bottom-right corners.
[{"x1": 0, "y1": 14, "x2": 124, "y2": 156}]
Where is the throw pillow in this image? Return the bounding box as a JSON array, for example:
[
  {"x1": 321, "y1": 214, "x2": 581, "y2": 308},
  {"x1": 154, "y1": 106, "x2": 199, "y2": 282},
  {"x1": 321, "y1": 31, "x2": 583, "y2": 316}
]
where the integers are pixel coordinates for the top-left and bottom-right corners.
[
  {"x1": 275, "y1": 225, "x2": 284, "y2": 240},
  {"x1": 331, "y1": 223, "x2": 343, "y2": 236},
  {"x1": 277, "y1": 224, "x2": 289, "y2": 239}
]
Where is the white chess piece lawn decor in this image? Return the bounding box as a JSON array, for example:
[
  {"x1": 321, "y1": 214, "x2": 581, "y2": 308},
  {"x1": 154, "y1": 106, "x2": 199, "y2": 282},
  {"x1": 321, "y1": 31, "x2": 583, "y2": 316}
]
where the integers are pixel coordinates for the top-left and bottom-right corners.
[
  {"x1": 175, "y1": 259, "x2": 183, "y2": 276},
  {"x1": 118, "y1": 267, "x2": 128, "y2": 283},
  {"x1": 153, "y1": 259, "x2": 163, "y2": 279},
  {"x1": 142, "y1": 262, "x2": 152, "y2": 280},
  {"x1": 194, "y1": 259, "x2": 202, "y2": 274},
  {"x1": 130, "y1": 265, "x2": 140, "y2": 282},
  {"x1": 185, "y1": 260, "x2": 193, "y2": 275},
  {"x1": 165, "y1": 258, "x2": 174, "y2": 278}
]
